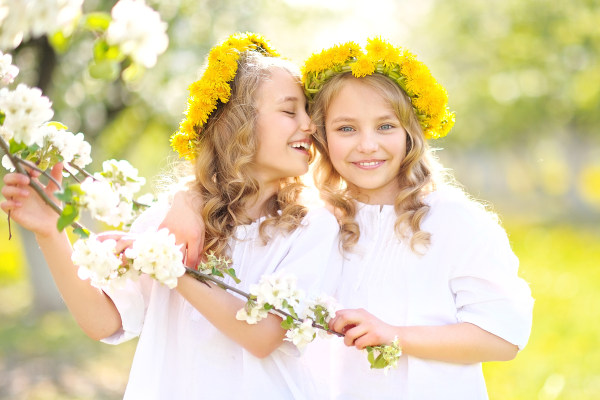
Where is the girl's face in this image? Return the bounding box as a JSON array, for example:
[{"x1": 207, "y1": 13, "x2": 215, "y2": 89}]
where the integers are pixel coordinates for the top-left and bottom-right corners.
[
  {"x1": 325, "y1": 78, "x2": 407, "y2": 205},
  {"x1": 253, "y1": 68, "x2": 314, "y2": 186}
]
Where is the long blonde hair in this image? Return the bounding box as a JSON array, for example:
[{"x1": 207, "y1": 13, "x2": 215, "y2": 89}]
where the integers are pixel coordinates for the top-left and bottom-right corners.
[
  {"x1": 311, "y1": 72, "x2": 447, "y2": 253},
  {"x1": 192, "y1": 52, "x2": 307, "y2": 257}
]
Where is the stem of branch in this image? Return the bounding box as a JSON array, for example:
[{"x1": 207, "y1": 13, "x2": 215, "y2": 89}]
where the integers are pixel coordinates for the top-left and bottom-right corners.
[
  {"x1": 14, "y1": 157, "x2": 62, "y2": 190},
  {"x1": 184, "y1": 267, "x2": 343, "y2": 337}
]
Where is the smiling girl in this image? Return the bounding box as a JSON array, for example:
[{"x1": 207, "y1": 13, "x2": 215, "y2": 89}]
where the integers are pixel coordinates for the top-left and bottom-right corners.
[
  {"x1": 304, "y1": 38, "x2": 534, "y2": 399},
  {"x1": 1, "y1": 33, "x2": 340, "y2": 399}
]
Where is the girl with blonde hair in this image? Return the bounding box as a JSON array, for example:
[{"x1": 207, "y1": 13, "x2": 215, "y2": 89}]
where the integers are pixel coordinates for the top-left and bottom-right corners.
[
  {"x1": 303, "y1": 38, "x2": 533, "y2": 399},
  {"x1": 1, "y1": 33, "x2": 340, "y2": 399}
]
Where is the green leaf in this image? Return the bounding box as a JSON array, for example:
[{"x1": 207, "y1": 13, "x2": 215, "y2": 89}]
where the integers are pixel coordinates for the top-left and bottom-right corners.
[
  {"x1": 367, "y1": 348, "x2": 375, "y2": 366},
  {"x1": 211, "y1": 266, "x2": 224, "y2": 278},
  {"x1": 57, "y1": 204, "x2": 79, "y2": 231},
  {"x1": 83, "y1": 12, "x2": 111, "y2": 31},
  {"x1": 9, "y1": 140, "x2": 27, "y2": 154},
  {"x1": 73, "y1": 226, "x2": 90, "y2": 238},
  {"x1": 225, "y1": 268, "x2": 241, "y2": 284},
  {"x1": 373, "y1": 354, "x2": 388, "y2": 369},
  {"x1": 88, "y1": 60, "x2": 120, "y2": 81},
  {"x1": 0, "y1": 111, "x2": 5, "y2": 126}
]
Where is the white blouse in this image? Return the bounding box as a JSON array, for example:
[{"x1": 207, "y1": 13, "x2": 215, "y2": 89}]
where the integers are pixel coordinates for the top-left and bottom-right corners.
[
  {"x1": 101, "y1": 202, "x2": 342, "y2": 400},
  {"x1": 324, "y1": 186, "x2": 534, "y2": 400}
]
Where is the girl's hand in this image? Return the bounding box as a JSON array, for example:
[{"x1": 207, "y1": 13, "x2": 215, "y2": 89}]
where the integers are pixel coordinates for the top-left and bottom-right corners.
[
  {"x1": 1, "y1": 163, "x2": 63, "y2": 238},
  {"x1": 329, "y1": 308, "x2": 399, "y2": 350},
  {"x1": 96, "y1": 230, "x2": 136, "y2": 257},
  {"x1": 159, "y1": 190, "x2": 205, "y2": 268}
]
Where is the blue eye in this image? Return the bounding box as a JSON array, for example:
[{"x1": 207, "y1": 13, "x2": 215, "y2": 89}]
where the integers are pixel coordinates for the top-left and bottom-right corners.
[
  {"x1": 380, "y1": 124, "x2": 393, "y2": 130},
  {"x1": 340, "y1": 126, "x2": 354, "y2": 132}
]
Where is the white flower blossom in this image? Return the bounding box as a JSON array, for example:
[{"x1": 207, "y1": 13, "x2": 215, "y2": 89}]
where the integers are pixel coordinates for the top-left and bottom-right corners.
[
  {"x1": 0, "y1": 0, "x2": 83, "y2": 51},
  {"x1": 80, "y1": 177, "x2": 123, "y2": 226},
  {"x1": 96, "y1": 159, "x2": 146, "y2": 201},
  {"x1": 0, "y1": 84, "x2": 53, "y2": 146},
  {"x1": 251, "y1": 272, "x2": 304, "y2": 310},
  {"x1": 285, "y1": 318, "x2": 317, "y2": 350},
  {"x1": 72, "y1": 236, "x2": 128, "y2": 289},
  {"x1": 235, "y1": 304, "x2": 269, "y2": 325},
  {"x1": 123, "y1": 228, "x2": 185, "y2": 288},
  {"x1": 106, "y1": 0, "x2": 168, "y2": 68},
  {"x1": 48, "y1": 128, "x2": 92, "y2": 168},
  {"x1": 0, "y1": 51, "x2": 18, "y2": 85},
  {"x1": 1, "y1": 154, "x2": 14, "y2": 171}
]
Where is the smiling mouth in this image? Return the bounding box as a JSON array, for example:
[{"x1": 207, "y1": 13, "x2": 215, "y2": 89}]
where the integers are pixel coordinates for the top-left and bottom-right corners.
[
  {"x1": 289, "y1": 141, "x2": 311, "y2": 152},
  {"x1": 354, "y1": 160, "x2": 384, "y2": 168}
]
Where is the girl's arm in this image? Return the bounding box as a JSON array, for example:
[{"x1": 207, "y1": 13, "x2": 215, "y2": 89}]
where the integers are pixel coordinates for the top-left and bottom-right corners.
[
  {"x1": 158, "y1": 189, "x2": 205, "y2": 268},
  {"x1": 176, "y1": 274, "x2": 286, "y2": 359},
  {"x1": 158, "y1": 190, "x2": 284, "y2": 358},
  {"x1": 1, "y1": 166, "x2": 122, "y2": 341},
  {"x1": 329, "y1": 308, "x2": 518, "y2": 363}
]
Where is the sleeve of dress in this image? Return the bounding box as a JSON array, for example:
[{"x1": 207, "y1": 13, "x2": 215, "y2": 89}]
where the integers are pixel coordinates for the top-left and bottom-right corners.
[
  {"x1": 100, "y1": 201, "x2": 170, "y2": 345},
  {"x1": 449, "y1": 215, "x2": 534, "y2": 350}
]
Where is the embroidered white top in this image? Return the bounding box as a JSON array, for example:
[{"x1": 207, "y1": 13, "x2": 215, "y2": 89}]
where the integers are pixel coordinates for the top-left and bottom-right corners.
[
  {"x1": 102, "y1": 202, "x2": 341, "y2": 400},
  {"x1": 325, "y1": 186, "x2": 534, "y2": 400}
]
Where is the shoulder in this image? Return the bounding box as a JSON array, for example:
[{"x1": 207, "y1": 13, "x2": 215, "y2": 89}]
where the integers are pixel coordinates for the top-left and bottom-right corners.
[
  {"x1": 424, "y1": 185, "x2": 503, "y2": 238},
  {"x1": 301, "y1": 206, "x2": 339, "y2": 231}
]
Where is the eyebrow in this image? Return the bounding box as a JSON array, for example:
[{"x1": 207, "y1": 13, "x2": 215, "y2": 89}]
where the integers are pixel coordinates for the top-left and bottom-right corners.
[
  {"x1": 329, "y1": 114, "x2": 398, "y2": 124},
  {"x1": 277, "y1": 96, "x2": 299, "y2": 104}
]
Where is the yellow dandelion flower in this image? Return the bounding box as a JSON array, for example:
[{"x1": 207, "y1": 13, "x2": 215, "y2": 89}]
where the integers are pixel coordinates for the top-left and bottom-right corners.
[
  {"x1": 351, "y1": 56, "x2": 375, "y2": 77},
  {"x1": 366, "y1": 37, "x2": 389, "y2": 61}
]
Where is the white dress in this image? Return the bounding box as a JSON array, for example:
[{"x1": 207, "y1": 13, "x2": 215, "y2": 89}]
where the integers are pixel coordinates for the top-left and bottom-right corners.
[
  {"x1": 325, "y1": 186, "x2": 534, "y2": 400},
  {"x1": 101, "y1": 202, "x2": 342, "y2": 400}
]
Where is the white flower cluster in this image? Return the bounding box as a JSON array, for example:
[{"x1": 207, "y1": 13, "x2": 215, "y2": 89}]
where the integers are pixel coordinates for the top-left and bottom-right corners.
[
  {"x1": 123, "y1": 228, "x2": 185, "y2": 289},
  {"x1": 285, "y1": 318, "x2": 316, "y2": 350},
  {"x1": 72, "y1": 236, "x2": 127, "y2": 289},
  {"x1": 0, "y1": 84, "x2": 53, "y2": 146},
  {"x1": 0, "y1": 0, "x2": 83, "y2": 50},
  {"x1": 96, "y1": 159, "x2": 146, "y2": 201},
  {"x1": 48, "y1": 125, "x2": 92, "y2": 168},
  {"x1": 0, "y1": 50, "x2": 18, "y2": 85},
  {"x1": 72, "y1": 229, "x2": 185, "y2": 290},
  {"x1": 78, "y1": 159, "x2": 146, "y2": 227},
  {"x1": 236, "y1": 272, "x2": 304, "y2": 325},
  {"x1": 235, "y1": 272, "x2": 340, "y2": 350},
  {"x1": 106, "y1": 0, "x2": 168, "y2": 68}
]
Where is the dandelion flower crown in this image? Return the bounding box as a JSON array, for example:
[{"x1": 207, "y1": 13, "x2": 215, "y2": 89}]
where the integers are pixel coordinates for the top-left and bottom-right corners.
[
  {"x1": 302, "y1": 37, "x2": 455, "y2": 140},
  {"x1": 170, "y1": 32, "x2": 279, "y2": 160}
]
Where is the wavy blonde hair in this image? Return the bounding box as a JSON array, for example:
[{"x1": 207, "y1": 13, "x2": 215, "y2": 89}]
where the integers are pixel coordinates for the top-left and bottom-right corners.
[
  {"x1": 191, "y1": 52, "x2": 307, "y2": 257},
  {"x1": 311, "y1": 72, "x2": 447, "y2": 253}
]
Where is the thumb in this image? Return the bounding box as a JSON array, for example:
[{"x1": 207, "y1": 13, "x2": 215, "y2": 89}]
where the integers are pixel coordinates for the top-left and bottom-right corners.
[{"x1": 46, "y1": 162, "x2": 64, "y2": 193}]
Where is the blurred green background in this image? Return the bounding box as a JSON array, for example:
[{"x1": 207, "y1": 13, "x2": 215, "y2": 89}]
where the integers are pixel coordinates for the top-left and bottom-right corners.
[{"x1": 1, "y1": 0, "x2": 599, "y2": 398}]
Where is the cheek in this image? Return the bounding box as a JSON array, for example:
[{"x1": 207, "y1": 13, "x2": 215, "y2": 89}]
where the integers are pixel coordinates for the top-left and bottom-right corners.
[{"x1": 326, "y1": 137, "x2": 346, "y2": 167}]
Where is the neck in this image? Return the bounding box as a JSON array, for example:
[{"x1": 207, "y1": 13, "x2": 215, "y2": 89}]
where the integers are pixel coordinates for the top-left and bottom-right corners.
[{"x1": 245, "y1": 180, "x2": 280, "y2": 220}]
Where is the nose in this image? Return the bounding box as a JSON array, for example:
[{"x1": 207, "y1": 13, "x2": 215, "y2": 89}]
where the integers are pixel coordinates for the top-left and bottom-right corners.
[
  {"x1": 300, "y1": 111, "x2": 316, "y2": 135},
  {"x1": 356, "y1": 131, "x2": 378, "y2": 153}
]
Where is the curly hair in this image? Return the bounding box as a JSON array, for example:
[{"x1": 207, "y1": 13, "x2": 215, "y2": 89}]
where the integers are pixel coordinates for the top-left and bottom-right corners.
[
  {"x1": 191, "y1": 52, "x2": 307, "y2": 257},
  {"x1": 310, "y1": 72, "x2": 447, "y2": 253}
]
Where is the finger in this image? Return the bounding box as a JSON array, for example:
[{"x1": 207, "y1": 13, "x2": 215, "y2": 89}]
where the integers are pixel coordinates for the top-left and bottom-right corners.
[
  {"x1": 329, "y1": 310, "x2": 359, "y2": 333},
  {"x1": 1, "y1": 185, "x2": 28, "y2": 199},
  {"x1": 343, "y1": 324, "x2": 368, "y2": 347},
  {"x1": 3, "y1": 173, "x2": 30, "y2": 186},
  {"x1": 114, "y1": 238, "x2": 135, "y2": 254},
  {"x1": 46, "y1": 162, "x2": 64, "y2": 193},
  {"x1": 353, "y1": 332, "x2": 383, "y2": 350},
  {"x1": 186, "y1": 243, "x2": 199, "y2": 268}
]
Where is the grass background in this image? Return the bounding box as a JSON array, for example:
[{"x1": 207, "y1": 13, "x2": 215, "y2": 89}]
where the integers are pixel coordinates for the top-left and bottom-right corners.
[{"x1": 1, "y1": 218, "x2": 599, "y2": 399}]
